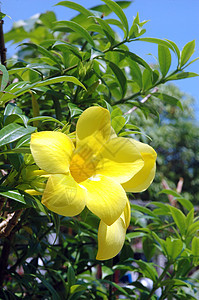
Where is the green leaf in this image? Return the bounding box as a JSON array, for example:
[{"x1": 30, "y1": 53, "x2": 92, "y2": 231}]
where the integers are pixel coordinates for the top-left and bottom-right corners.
[
  {"x1": 128, "y1": 60, "x2": 142, "y2": 88},
  {"x1": 176, "y1": 198, "x2": 194, "y2": 211},
  {"x1": 136, "y1": 260, "x2": 158, "y2": 282},
  {"x1": 55, "y1": 1, "x2": 94, "y2": 17},
  {"x1": 0, "y1": 12, "x2": 6, "y2": 20},
  {"x1": 0, "y1": 189, "x2": 26, "y2": 204},
  {"x1": 28, "y1": 116, "x2": 64, "y2": 126},
  {"x1": 165, "y1": 237, "x2": 183, "y2": 260},
  {"x1": 20, "y1": 43, "x2": 61, "y2": 66},
  {"x1": 108, "y1": 61, "x2": 127, "y2": 97},
  {"x1": 92, "y1": 17, "x2": 115, "y2": 44},
  {"x1": 102, "y1": 0, "x2": 129, "y2": 36},
  {"x1": 91, "y1": 1, "x2": 132, "y2": 17},
  {"x1": 68, "y1": 103, "x2": 83, "y2": 118},
  {"x1": 167, "y1": 72, "x2": 198, "y2": 81},
  {"x1": 165, "y1": 39, "x2": 180, "y2": 62},
  {"x1": 180, "y1": 40, "x2": 195, "y2": 67},
  {"x1": 158, "y1": 45, "x2": 171, "y2": 77},
  {"x1": 40, "y1": 11, "x2": 57, "y2": 29},
  {"x1": 114, "y1": 49, "x2": 152, "y2": 71},
  {"x1": 52, "y1": 41, "x2": 81, "y2": 59},
  {"x1": 142, "y1": 69, "x2": 152, "y2": 91},
  {"x1": 143, "y1": 236, "x2": 156, "y2": 262},
  {"x1": 0, "y1": 123, "x2": 36, "y2": 147},
  {"x1": 67, "y1": 264, "x2": 76, "y2": 288},
  {"x1": 186, "y1": 208, "x2": 194, "y2": 228},
  {"x1": 53, "y1": 21, "x2": 95, "y2": 47},
  {"x1": 136, "y1": 37, "x2": 176, "y2": 52},
  {"x1": 187, "y1": 220, "x2": 199, "y2": 236},
  {"x1": 169, "y1": 206, "x2": 186, "y2": 235},
  {"x1": 111, "y1": 116, "x2": 126, "y2": 133},
  {"x1": 0, "y1": 64, "x2": 9, "y2": 91},
  {"x1": 192, "y1": 237, "x2": 199, "y2": 265},
  {"x1": 153, "y1": 92, "x2": 183, "y2": 110},
  {"x1": 14, "y1": 76, "x2": 86, "y2": 96}
]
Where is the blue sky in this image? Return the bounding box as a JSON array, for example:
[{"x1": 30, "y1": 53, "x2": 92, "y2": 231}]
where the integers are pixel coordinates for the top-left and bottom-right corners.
[{"x1": 2, "y1": 0, "x2": 199, "y2": 117}]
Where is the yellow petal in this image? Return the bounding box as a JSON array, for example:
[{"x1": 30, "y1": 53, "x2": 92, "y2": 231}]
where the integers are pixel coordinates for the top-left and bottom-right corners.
[
  {"x1": 42, "y1": 174, "x2": 86, "y2": 216},
  {"x1": 76, "y1": 106, "x2": 111, "y2": 152},
  {"x1": 97, "y1": 137, "x2": 144, "y2": 183},
  {"x1": 124, "y1": 200, "x2": 131, "y2": 229},
  {"x1": 96, "y1": 214, "x2": 126, "y2": 260},
  {"x1": 30, "y1": 131, "x2": 74, "y2": 174},
  {"x1": 82, "y1": 175, "x2": 127, "y2": 226},
  {"x1": 122, "y1": 139, "x2": 157, "y2": 192}
]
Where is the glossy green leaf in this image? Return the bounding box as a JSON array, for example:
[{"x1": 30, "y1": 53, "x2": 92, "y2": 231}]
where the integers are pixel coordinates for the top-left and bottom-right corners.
[
  {"x1": 0, "y1": 64, "x2": 9, "y2": 91},
  {"x1": 0, "y1": 189, "x2": 26, "y2": 204},
  {"x1": 169, "y1": 206, "x2": 186, "y2": 235},
  {"x1": 180, "y1": 40, "x2": 195, "y2": 67},
  {"x1": 153, "y1": 92, "x2": 183, "y2": 110},
  {"x1": 102, "y1": 0, "x2": 129, "y2": 36},
  {"x1": 0, "y1": 123, "x2": 36, "y2": 147},
  {"x1": 53, "y1": 21, "x2": 95, "y2": 47},
  {"x1": 158, "y1": 45, "x2": 171, "y2": 77}
]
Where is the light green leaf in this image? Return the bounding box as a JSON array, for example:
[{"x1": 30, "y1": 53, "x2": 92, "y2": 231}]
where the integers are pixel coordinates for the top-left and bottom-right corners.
[
  {"x1": 158, "y1": 45, "x2": 171, "y2": 77},
  {"x1": 92, "y1": 17, "x2": 115, "y2": 44},
  {"x1": 53, "y1": 21, "x2": 95, "y2": 47},
  {"x1": 180, "y1": 40, "x2": 195, "y2": 67},
  {"x1": 91, "y1": 1, "x2": 131, "y2": 17},
  {"x1": 176, "y1": 198, "x2": 194, "y2": 211},
  {"x1": 192, "y1": 237, "x2": 199, "y2": 265},
  {"x1": 0, "y1": 123, "x2": 36, "y2": 147},
  {"x1": 102, "y1": 0, "x2": 129, "y2": 36}
]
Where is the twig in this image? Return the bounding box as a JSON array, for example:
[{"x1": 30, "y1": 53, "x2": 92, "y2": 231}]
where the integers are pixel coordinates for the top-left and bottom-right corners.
[{"x1": 124, "y1": 87, "x2": 159, "y2": 115}]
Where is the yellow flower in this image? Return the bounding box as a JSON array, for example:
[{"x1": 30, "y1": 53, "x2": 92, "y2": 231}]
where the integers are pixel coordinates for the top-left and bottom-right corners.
[{"x1": 30, "y1": 106, "x2": 156, "y2": 260}]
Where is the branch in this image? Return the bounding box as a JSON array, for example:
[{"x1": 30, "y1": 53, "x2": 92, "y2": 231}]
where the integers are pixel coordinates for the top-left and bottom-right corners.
[
  {"x1": 0, "y1": 19, "x2": 7, "y2": 66},
  {"x1": 0, "y1": 209, "x2": 23, "y2": 238}
]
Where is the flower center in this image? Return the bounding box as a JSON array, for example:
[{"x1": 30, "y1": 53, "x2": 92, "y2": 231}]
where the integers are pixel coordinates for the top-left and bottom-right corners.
[{"x1": 69, "y1": 151, "x2": 98, "y2": 183}]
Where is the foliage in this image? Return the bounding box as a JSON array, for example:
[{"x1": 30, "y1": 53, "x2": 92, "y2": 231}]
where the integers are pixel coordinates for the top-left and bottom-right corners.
[{"x1": 0, "y1": 0, "x2": 199, "y2": 299}]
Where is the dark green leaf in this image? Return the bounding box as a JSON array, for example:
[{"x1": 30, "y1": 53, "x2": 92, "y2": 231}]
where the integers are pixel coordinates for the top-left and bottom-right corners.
[
  {"x1": 91, "y1": 1, "x2": 132, "y2": 17},
  {"x1": 158, "y1": 45, "x2": 171, "y2": 77},
  {"x1": 67, "y1": 264, "x2": 76, "y2": 288},
  {"x1": 180, "y1": 40, "x2": 195, "y2": 67},
  {"x1": 0, "y1": 189, "x2": 26, "y2": 204},
  {"x1": 114, "y1": 50, "x2": 152, "y2": 71}
]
